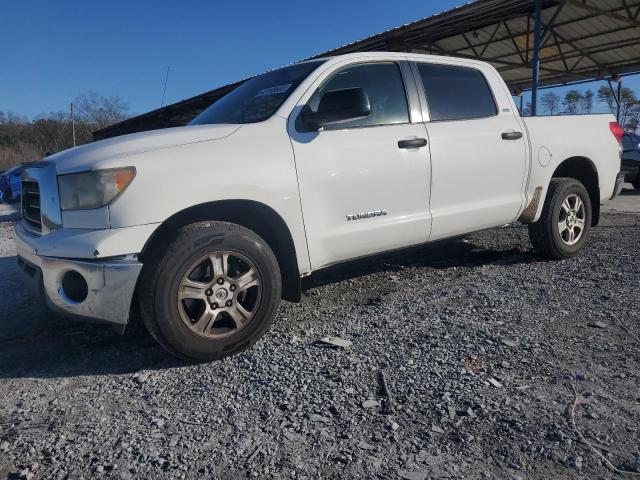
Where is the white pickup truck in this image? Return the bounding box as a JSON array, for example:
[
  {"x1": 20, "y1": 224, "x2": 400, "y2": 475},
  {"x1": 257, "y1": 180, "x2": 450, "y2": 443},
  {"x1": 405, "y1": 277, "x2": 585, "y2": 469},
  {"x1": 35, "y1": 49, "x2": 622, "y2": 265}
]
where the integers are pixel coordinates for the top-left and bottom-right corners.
[{"x1": 15, "y1": 52, "x2": 625, "y2": 360}]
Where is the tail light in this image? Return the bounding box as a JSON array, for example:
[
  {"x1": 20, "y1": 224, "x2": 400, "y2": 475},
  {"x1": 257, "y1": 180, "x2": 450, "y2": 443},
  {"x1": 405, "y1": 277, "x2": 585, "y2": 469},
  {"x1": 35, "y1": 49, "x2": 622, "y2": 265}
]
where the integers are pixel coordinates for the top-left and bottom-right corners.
[{"x1": 609, "y1": 122, "x2": 624, "y2": 143}]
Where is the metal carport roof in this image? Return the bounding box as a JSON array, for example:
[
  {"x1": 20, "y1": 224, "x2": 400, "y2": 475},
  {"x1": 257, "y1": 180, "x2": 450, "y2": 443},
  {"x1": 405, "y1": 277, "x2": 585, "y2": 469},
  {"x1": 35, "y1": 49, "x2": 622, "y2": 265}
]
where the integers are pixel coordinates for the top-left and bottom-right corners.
[{"x1": 94, "y1": 0, "x2": 640, "y2": 140}]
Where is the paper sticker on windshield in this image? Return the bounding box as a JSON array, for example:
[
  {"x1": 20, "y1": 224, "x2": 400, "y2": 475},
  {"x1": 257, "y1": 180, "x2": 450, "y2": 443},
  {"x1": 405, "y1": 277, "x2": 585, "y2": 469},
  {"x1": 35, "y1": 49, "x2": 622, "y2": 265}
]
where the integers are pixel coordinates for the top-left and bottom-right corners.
[{"x1": 255, "y1": 84, "x2": 292, "y2": 97}]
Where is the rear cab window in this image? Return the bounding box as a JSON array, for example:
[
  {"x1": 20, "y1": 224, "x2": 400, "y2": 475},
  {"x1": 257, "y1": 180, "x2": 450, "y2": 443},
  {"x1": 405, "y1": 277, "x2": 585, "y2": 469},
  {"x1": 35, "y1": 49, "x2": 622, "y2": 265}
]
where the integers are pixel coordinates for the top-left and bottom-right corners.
[{"x1": 416, "y1": 63, "x2": 498, "y2": 121}]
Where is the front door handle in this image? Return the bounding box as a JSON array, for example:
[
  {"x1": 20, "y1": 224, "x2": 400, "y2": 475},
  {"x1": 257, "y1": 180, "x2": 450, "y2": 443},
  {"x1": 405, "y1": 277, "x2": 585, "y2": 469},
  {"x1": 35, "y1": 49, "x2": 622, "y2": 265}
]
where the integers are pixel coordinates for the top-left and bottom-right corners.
[
  {"x1": 501, "y1": 131, "x2": 523, "y2": 140},
  {"x1": 398, "y1": 138, "x2": 427, "y2": 149}
]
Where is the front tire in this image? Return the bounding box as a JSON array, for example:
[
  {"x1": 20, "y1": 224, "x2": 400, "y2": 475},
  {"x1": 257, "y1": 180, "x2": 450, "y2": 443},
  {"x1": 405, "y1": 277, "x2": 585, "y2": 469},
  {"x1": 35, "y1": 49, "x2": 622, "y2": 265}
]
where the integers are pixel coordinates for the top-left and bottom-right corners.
[
  {"x1": 528, "y1": 178, "x2": 592, "y2": 259},
  {"x1": 2, "y1": 188, "x2": 12, "y2": 203},
  {"x1": 138, "y1": 221, "x2": 281, "y2": 361},
  {"x1": 633, "y1": 172, "x2": 640, "y2": 190}
]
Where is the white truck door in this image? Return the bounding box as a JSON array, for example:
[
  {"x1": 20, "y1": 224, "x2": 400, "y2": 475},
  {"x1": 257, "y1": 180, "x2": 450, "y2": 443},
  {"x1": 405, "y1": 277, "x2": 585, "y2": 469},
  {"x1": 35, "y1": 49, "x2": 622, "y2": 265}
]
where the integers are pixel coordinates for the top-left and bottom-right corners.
[
  {"x1": 414, "y1": 61, "x2": 528, "y2": 241},
  {"x1": 289, "y1": 61, "x2": 431, "y2": 270}
]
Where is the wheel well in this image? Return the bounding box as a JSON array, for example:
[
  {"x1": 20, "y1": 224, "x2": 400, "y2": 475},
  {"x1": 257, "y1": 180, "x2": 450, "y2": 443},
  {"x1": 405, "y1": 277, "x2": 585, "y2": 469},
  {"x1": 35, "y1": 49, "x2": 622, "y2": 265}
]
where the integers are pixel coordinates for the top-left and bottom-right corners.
[
  {"x1": 552, "y1": 156, "x2": 600, "y2": 226},
  {"x1": 139, "y1": 200, "x2": 302, "y2": 302}
]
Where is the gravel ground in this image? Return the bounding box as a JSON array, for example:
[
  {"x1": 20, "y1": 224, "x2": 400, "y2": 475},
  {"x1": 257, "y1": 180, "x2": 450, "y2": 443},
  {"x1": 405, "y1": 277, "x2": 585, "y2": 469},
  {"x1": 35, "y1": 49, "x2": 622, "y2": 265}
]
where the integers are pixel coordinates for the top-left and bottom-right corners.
[{"x1": 0, "y1": 202, "x2": 639, "y2": 479}]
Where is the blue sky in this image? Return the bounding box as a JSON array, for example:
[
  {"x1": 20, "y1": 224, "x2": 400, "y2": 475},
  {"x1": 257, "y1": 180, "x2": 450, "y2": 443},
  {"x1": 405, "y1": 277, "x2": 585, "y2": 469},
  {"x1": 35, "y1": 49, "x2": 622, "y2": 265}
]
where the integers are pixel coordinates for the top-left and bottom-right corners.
[{"x1": 1, "y1": 0, "x2": 638, "y2": 119}]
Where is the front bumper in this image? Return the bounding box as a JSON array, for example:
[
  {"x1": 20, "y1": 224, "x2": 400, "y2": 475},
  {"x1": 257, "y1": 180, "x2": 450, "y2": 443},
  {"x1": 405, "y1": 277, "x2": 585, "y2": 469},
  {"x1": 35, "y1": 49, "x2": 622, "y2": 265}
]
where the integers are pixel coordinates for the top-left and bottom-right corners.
[
  {"x1": 611, "y1": 171, "x2": 626, "y2": 199},
  {"x1": 15, "y1": 224, "x2": 143, "y2": 327}
]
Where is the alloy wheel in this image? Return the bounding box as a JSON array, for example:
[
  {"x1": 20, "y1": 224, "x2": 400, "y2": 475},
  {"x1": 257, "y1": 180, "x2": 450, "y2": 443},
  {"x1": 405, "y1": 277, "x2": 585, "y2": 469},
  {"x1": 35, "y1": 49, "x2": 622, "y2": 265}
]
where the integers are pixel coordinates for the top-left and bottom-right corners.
[
  {"x1": 177, "y1": 251, "x2": 262, "y2": 338},
  {"x1": 558, "y1": 193, "x2": 586, "y2": 246}
]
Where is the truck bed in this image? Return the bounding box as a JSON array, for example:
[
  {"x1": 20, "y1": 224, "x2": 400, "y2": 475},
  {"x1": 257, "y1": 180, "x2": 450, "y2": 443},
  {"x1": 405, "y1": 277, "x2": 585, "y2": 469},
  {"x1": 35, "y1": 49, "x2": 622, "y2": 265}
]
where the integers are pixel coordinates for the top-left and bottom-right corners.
[{"x1": 522, "y1": 113, "x2": 620, "y2": 207}]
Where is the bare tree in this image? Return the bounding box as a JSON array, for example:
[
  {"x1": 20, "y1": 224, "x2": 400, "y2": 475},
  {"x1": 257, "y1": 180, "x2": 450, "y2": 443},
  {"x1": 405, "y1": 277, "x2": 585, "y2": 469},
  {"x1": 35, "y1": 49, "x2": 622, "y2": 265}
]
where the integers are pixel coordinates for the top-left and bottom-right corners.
[
  {"x1": 541, "y1": 92, "x2": 561, "y2": 115},
  {"x1": 0, "y1": 92, "x2": 131, "y2": 169},
  {"x1": 32, "y1": 111, "x2": 71, "y2": 155},
  {"x1": 73, "y1": 92, "x2": 130, "y2": 133},
  {"x1": 0, "y1": 111, "x2": 28, "y2": 125},
  {"x1": 597, "y1": 86, "x2": 640, "y2": 131},
  {"x1": 563, "y1": 90, "x2": 584, "y2": 114},
  {"x1": 0, "y1": 142, "x2": 41, "y2": 171},
  {"x1": 0, "y1": 111, "x2": 29, "y2": 149},
  {"x1": 597, "y1": 86, "x2": 616, "y2": 113},
  {"x1": 581, "y1": 90, "x2": 594, "y2": 114}
]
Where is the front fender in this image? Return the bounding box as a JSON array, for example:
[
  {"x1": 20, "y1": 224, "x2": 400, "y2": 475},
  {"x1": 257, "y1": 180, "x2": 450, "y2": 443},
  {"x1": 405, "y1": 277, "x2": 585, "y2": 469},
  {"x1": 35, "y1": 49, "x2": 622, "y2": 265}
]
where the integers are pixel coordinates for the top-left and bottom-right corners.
[{"x1": 107, "y1": 118, "x2": 311, "y2": 275}]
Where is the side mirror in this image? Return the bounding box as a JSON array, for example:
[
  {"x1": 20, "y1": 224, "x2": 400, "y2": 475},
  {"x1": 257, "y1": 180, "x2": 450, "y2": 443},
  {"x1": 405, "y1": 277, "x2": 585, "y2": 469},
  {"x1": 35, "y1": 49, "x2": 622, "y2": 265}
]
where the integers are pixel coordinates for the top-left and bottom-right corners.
[{"x1": 299, "y1": 87, "x2": 371, "y2": 131}]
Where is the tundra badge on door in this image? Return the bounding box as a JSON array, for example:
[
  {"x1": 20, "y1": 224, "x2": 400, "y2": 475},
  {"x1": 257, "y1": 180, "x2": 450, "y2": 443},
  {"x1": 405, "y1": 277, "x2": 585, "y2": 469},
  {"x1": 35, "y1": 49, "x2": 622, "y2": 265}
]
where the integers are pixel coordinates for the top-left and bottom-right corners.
[{"x1": 346, "y1": 210, "x2": 388, "y2": 221}]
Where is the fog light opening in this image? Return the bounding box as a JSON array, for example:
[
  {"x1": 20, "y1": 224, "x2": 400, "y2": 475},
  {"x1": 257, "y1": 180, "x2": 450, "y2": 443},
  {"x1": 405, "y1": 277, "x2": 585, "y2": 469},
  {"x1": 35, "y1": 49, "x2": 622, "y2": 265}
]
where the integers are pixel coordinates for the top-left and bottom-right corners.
[{"x1": 61, "y1": 270, "x2": 88, "y2": 303}]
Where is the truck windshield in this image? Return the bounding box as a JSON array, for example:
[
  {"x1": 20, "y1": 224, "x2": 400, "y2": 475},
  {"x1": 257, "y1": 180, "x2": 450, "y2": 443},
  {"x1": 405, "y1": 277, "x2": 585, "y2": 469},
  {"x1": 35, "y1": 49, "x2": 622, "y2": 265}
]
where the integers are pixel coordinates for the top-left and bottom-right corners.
[{"x1": 190, "y1": 60, "x2": 326, "y2": 125}]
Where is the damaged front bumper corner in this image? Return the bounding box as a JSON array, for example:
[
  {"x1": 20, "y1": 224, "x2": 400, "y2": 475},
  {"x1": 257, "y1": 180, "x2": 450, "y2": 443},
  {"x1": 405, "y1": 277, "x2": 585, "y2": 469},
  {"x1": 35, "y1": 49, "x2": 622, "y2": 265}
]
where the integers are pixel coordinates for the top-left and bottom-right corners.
[{"x1": 14, "y1": 222, "x2": 143, "y2": 328}]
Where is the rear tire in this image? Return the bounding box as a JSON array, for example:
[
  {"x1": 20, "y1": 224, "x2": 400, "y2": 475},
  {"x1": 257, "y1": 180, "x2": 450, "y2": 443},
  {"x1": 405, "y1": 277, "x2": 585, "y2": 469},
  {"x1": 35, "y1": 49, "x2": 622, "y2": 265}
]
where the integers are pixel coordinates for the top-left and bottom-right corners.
[
  {"x1": 138, "y1": 221, "x2": 281, "y2": 361},
  {"x1": 633, "y1": 172, "x2": 640, "y2": 190},
  {"x1": 528, "y1": 178, "x2": 592, "y2": 259},
  {"x1": 3, "y1": 188, "x2": 12, "y2": 203}
]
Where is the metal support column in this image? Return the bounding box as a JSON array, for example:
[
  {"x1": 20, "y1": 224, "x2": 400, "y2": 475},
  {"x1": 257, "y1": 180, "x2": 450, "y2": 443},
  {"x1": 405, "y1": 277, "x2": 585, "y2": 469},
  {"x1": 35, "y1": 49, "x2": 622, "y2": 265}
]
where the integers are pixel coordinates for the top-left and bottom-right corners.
[
  {"x1": 616, "y1": 77, "x2": 622, "y2": 123},
  {"x1": 531, "y1": 0, "x2": 543, "y2": 116},
  {"x1": 608, "y1": 75, "x2": 623, "y2": 124}
]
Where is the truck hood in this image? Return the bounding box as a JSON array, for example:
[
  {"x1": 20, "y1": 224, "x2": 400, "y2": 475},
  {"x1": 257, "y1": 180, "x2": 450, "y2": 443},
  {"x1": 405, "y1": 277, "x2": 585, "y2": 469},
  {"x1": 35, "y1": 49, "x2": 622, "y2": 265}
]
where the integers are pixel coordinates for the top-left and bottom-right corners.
[{"x1": 48, "y1": 124, "x2": 241, "y2": 174}]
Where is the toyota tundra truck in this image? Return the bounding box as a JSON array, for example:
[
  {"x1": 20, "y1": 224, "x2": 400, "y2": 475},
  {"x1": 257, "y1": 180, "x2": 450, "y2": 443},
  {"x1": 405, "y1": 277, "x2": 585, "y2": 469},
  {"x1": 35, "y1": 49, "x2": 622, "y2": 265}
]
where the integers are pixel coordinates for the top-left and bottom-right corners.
[{"x1": 15, "y1": 52, "x2": 625, "y2": 360}]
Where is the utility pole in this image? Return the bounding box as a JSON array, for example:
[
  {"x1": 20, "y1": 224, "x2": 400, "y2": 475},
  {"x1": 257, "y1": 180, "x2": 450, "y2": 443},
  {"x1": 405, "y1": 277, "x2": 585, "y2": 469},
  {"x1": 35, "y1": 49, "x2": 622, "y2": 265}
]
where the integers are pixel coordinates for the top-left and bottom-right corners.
[{"x1": 70, "y1": 103, "x2": 76, "y2": 147}]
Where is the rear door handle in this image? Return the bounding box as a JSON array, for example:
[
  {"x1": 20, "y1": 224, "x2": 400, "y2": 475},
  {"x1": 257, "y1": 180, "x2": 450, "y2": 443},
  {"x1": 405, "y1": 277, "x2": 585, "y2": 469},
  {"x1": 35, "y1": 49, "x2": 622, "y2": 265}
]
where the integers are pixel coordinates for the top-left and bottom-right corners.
[
  {"x1": 398, "y1": 138, "x2": 427, "y2": 149},
  {"x1": 501, "y1": 131, "x2": 523, "y2": 140}
]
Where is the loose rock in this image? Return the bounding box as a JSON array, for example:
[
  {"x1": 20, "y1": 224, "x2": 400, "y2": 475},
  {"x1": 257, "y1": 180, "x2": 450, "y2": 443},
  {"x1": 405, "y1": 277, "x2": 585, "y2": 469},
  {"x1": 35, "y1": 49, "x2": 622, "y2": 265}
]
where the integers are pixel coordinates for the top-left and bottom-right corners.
[{"x1": 315, "y1": 336, "x2": 352, "y2": 348}]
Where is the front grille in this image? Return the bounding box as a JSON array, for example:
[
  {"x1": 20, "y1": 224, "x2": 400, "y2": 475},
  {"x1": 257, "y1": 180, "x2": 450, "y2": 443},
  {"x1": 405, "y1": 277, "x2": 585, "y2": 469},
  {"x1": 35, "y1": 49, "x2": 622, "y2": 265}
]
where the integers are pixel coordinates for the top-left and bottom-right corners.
[{"x1": 21, "y1": 181, "x2": 42, "y2": 231}]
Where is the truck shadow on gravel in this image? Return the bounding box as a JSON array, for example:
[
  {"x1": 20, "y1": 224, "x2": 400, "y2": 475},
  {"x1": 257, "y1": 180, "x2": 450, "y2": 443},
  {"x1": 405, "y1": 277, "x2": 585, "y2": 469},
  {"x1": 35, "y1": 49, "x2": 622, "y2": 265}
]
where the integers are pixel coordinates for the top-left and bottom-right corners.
[
  {"x1": 303, "y1": 234, "x2": 537, "y2": 290},
  {"x1": 0, "y1": 233, "x2": 538, "y2": 380},
  {"x1": 620, "y1": 187, "x2": 639, "y2": 196},
  {"x1": 0, "y1": 254, "x2": 183, "y2": 380},
  {"x1": 0, "y1": 318, "x2": 183, "y2": 380},
  {"x1": 0, "y1": 204, "x2": 20, "y2": 223}
]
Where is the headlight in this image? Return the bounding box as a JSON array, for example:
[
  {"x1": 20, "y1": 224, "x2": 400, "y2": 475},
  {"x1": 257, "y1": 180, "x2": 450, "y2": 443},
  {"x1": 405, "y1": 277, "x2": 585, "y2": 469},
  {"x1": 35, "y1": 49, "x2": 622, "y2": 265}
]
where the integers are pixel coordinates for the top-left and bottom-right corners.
[{"x1": 58, "y1": 167, "x2": 136, "y2": 211}]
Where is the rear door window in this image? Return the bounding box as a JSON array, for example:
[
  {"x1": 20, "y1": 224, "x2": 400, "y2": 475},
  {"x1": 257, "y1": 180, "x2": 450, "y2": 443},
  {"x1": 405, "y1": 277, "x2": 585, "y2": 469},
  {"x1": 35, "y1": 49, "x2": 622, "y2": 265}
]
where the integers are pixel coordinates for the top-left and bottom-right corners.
[{"x1": 417, "y1": 63, "x2": 497, "y2": 121}]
